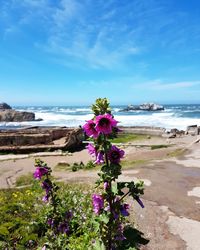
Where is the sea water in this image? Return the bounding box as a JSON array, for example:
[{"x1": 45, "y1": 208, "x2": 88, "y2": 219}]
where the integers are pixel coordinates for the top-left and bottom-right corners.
[{"x1": 1, "y1": 104, "x2": 200, "y2": 131}]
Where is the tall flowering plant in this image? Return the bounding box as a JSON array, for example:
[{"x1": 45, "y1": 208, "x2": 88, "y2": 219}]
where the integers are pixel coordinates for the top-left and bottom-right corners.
[
  {"x1": 83, "y1": 98, "x2": 144, "y2": 249},
  {"x1": 33, "y1": 159, "x2": 73, "y2": 248}
]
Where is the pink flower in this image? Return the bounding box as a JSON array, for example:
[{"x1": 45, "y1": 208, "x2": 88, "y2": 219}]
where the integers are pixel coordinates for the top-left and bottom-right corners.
[
  {"x1": 33, "y1": 167, "x2": 48, "y2": 179},
  {"x1": 83, "y1": 120, "x2": 99, "y2": 138},
  {"x1": 108, "y1": 145, "x2": 125, "y2": 164},
  {"x1": 42, "y1": 194, "x2": 49, "y2": 202},
  {"x1": 94, "y1": 151, "x2": 104, "y2": 165},
  {"x1": 103, "y1": 181, "x2": 109, "y2": 190},
  {"x1": 95, "y1": 114, "x2": 117, "y2": 135},
  {"x1": 86, "y1": 144, "x2": 104, "y2": 164},
  {"x1": 86, "y1": 143, "x2": 96, "y2": 157},
  {"x1": 92, "y1": 194, "x2": 104, "y2": 214}
]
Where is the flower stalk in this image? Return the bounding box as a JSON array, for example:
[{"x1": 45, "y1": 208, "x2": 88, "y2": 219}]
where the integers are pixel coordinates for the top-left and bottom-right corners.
[{"x1": 84, "y1": 98, "x2": 144, "y2": 249}]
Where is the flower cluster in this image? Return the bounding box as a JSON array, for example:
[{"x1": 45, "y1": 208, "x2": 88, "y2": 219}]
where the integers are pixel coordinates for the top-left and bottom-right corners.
[
  {"x1": 33, "y1": 159, "x2": 73, "y2": 237},
  {"x1": 92, "y1": 194, "x2": 104, "y2": 214},
  {"x1": 83, "y1": 113, "x2": 118, "y2": 138},
  {"x1": 83, "y1": 98, "x2": 144, "y2": 249}
]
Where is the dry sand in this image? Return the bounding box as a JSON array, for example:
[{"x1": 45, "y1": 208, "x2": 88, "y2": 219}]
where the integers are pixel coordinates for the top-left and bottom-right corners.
[{"x1": 1, "y1": 134, "x2": 200, "y2": 249}]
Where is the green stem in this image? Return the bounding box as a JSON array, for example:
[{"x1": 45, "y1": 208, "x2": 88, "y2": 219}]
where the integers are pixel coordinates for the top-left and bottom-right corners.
[
  {"x1": 118, "y1": 191, "x2": 131, "y2": 202},
  {"x1": 103, "y1": 135, "x2": 112, "y2": 250}
]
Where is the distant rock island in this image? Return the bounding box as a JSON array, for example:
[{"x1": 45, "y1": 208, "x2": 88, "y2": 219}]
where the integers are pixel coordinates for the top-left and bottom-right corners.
[
  {"x1": 0, "y1": 102, "x2": 42, "y2": 122},
  {"x1": 120, "y1": 103, "x2": 164, "y2": 112}
]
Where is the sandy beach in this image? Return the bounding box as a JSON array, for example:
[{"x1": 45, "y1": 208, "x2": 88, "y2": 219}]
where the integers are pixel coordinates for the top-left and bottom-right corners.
[{"x1": 1, "y1": 134, "x2": 200, "y2": 249}]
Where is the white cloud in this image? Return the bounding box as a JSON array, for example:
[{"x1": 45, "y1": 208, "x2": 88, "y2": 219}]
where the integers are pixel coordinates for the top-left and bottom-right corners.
[{"x1": 148, "y1": 81, "x2": 200, "y2": 90}]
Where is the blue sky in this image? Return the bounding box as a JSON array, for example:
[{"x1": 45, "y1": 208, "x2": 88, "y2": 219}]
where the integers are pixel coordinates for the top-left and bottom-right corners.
[{"x1": 0, "y1": 0, "x2": 200, "y2": 105}]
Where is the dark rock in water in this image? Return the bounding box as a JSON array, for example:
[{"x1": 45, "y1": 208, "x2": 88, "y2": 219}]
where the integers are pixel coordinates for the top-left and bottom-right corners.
[
  {"x1": 0, "y1": 102, "x2": 12, "y2": 110},
  {"x1": 139, "y1": 103, "x2": 164, "y2": 111},
  {"x1": 0, "y1": 110, "x2": 36, "y2": 122},
  {"x1": 120, "y1": 103, "x2": 164, "y2": 112},
  {"x1": 120, "y1": 105, "x2": 139, "y2": 112}
]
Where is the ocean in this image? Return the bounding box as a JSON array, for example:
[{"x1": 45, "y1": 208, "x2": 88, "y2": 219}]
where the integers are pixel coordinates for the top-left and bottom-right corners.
[{"x1": 1, "y1": 104, "x2": 200, "y2": 131}]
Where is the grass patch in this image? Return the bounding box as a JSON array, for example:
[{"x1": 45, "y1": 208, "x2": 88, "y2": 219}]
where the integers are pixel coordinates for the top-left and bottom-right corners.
[
  {"x1": 122, "y1": 159, "x2": 148, "y2": 169},
  {"x1": 54, "y1": 162, "x2": 71, "y2": 171},
  {"x1": 15, "y1": 173, "x2": 36, "y2": 187},
  {"x1": 151, "y1": 144, "x2": 169, "y2": 150},
  {"x1": 54, "y1": 161, "x2": 96, "y2": 172},
  {"x1": 110, "y1": 133, "x2": 149, "y2": 144},
  {"x1": 167, "y1": 148, "x2": 187, "y2": 158}
]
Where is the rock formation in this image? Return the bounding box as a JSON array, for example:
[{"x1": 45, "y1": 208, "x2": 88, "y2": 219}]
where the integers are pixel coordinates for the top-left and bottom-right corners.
[
  {"x1": 0, "y1": 127, "x2": 84, "y2": 153},
  {"x1": 186, "y1": 125, "x2": 200, "y2": 136},
  {"x1": 0, "y1": 102, "x2": 12, "y2": 110},
  {"x1": 120, "y1": 103, "x2": 164, "y2": 112},
  {"x1": 0, "y1": 102, "x2": 41, "y2": 122}
]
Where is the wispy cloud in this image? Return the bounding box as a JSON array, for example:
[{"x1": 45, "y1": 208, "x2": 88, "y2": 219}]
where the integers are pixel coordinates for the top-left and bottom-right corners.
[
  {"x1": 132, "y1": 79, "x2": 200, "y2": 90},
  {"x1": 1, "y1": 0, "x2": 200, "y2": 70}
]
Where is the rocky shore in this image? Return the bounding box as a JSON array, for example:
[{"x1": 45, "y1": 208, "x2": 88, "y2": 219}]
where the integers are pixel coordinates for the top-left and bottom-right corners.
[
  {"x1": 0, "y1": 102, "x2": 42, "y2": 122},
  {"x1": 0, "y1": 126, "x2": 84, "y2": 153},
  {"x1": 0, "y1": 124, "x2": 199, "y2": 154}
]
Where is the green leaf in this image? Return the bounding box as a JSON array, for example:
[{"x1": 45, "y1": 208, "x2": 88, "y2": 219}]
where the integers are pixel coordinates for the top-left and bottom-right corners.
[
  {"x1": 92, "y1": 239, "x2": 106, "y2": 250},
  {"x1": 0, "y1": 226, "x2": 9, "y2": 236},
  {"x1": 111, "y1": 182, "x2": 118, "y2": 195},
  {"x1": 99, "y1": 214, "x2": 109, "y2": 224}
]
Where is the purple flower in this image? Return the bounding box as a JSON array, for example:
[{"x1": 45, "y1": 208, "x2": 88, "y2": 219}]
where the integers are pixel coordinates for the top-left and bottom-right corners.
[
  {"x1": 135, "y1": 196, "x2": 144, "y2": 208},
  {"x1": 83, "y1": 120, "x2": 99, "y2": 138},
  {"x1": 115, "y1": 223, "x2": 126, "y2": 241},
  {"x1": 47, "y1": 218, "x2": 54, "y2": 227},
  {"x1": 120, "y1": 203, "x2": 130, "y2": 217},
  {"x1": 92, "y1": 194, "x2": 104, "y2": 214},
  {"x1": 65, "y1": 210, "x2": 73, "y2": 220},
  {"x1": 42, "y1": 194, "x2": 49, "y2": 202},
  {"x1": 94, "y1": 151, "x2": 104, "y2": 165},
  {"x1": 108, "y1": 145, "x2": 125, "y2": 164},
  {"x1": 95, "y1": 114, "x2": 118, "y2": 135},
  {"x1": 33, "y1": 167, "x2": 48, "y2": 179},
  {"x1": 103, "y1": 181, "x2": 109, "y2": 190},
  {"x1": 58, "y1": 222, "x2": 70, "y2": 234},
  {"x1": 86, "y1": 143, "x2": 96, "y2": 157},
  {"x1": 41, "y1": 180, "x2": 51, "y2": 192},
  {"x1": 86, "y1": 144, "x2": 104, "y2": 164}
]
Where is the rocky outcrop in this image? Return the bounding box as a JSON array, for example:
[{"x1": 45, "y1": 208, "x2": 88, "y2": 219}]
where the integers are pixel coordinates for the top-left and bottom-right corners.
[
  {"x1": 120, "y1": 103, "x2": 164, "y2": 112},
  {"x1": 0, "y1": 102, "x2": 41, "y2": 122},
  {"x1": 0, "y1": 126, "x2": 84, "y2": 153},
  {"x1": 0, "y1": 102, "x2": 12, "y2": 110},
  {"x1": 186, "y1": 125, "x2": 200, "y2": 136},
  {"x1": 0, "y1": 110, "x2": 35, "y2": 122}
]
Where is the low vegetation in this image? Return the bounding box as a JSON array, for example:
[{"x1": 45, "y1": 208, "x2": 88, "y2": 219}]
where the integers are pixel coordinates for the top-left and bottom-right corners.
[
  {"x1": 167, "y1": 148, "x2": 187, "y2": 158},
  {"x1": 110, "y1": 133, "x2": 148, "y2": 144},
  {"x1": 54, "y1": 160, "x2": 96, "y2": 172},
  {"x1": 0, "y1": 176, "x2": 96, "y2": 249},
  {"x1": 150, "y1": 144, "x2": 169, "y2": 150}
]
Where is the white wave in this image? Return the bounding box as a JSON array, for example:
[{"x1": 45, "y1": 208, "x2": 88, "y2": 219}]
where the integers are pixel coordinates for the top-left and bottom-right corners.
[
  {"x1": 1, "y1": 107, "x2": 200, "y2": 130},
  {"x1": 151, "y1": 112, "x2": 174, "y2": 117},
  {"x1": 115, "y1": 114, "x2": 200, "y2": 130}
]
